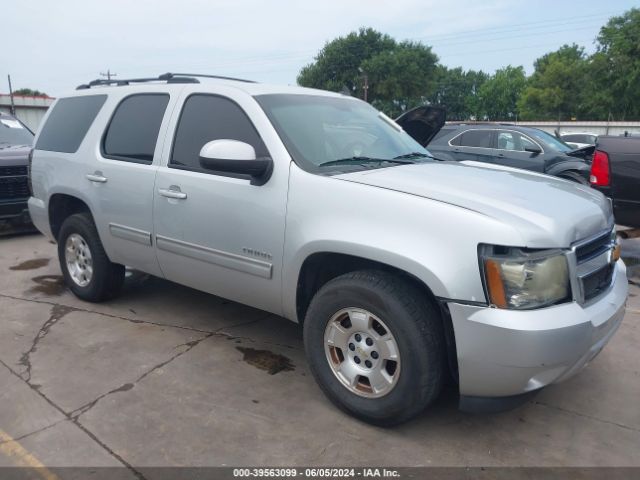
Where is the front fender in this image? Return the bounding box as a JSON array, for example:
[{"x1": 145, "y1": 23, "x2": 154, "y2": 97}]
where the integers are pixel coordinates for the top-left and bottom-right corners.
[{"x1": 281, "y1": 165, "x2": 524, "y2": 321}]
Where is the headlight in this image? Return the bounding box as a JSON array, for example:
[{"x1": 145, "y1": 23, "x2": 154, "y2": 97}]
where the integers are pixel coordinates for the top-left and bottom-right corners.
[{"x1": 480, "y1": 245, "x2": 571, "y2": 310}]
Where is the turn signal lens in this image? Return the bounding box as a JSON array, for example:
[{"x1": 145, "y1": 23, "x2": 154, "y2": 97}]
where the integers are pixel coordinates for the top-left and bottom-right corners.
[
  {"x1": 484, "y1": 259, "x2": 508, "y2": 308},
  {"x1": 612, "y1": 243, "x2": 621, "y2": 262}
]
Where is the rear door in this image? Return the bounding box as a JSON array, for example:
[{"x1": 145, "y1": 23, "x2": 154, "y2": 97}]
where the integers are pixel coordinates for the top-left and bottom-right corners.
[
  {"x1": 152, "y1": 87, "x2": 289, "y2": 315},
  {"x1": 88, "y1": 91, "x2": 175, "y2": 276},
  {"x1": 494, "y1": 130, "x2": 545, "y2": 172},
  {"x1": 449, "y1": 129, "x2": 496, "y2": 163}
]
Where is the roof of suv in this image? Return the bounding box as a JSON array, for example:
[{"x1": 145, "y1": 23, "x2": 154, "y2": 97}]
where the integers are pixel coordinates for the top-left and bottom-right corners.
[{"x1": 71, "y1": 73, "x2": 346, "y2": 99}]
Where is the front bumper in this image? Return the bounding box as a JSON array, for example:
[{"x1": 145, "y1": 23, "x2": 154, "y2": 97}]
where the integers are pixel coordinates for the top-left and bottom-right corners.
[
  {"x1": 449, "y1": 260, "x2": 628, "y2": 408},
  {"x1": 0, "y1": 199, "x2": 30, "y2": 223}
]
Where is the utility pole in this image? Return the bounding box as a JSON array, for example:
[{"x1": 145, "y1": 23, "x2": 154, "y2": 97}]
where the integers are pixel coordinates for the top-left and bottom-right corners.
[
  {"x1": 363, "y1": 73, "x2": 369, "y2": 103},
  {"x1": 358, "y1": 67, "x2": 369, "y2": 103},
  {"x1": 7, "y1": 74, "x2": 16, "y2": 115},
  {"x1": 100, "y1": 69, "x2": 117, "y2": 81}
]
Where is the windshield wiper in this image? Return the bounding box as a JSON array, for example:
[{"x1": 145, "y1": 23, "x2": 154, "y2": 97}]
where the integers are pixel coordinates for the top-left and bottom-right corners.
[
  {"x1": 393, "y1": 152, "x2": 431, "y2": 160},
  {"x1": 318, "y1": 156, "x2": 415, "y2": 168}
]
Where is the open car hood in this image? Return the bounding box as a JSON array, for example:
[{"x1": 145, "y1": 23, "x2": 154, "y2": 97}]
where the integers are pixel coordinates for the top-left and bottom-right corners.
[
  {"x1": 395, "y1": 106, "x2": 446, "y2": 147},
  {"x1": 566, "y1": 144, "x2": 595, "y2": 160}
]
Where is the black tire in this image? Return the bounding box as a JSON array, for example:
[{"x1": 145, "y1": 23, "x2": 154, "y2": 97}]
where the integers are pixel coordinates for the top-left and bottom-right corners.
[
  {"x1": 303, "y1": 270, "x2": 445, "y2": 426},
  {"x1": 559, "y1": 171, "x2": 589, "y2": 185},
  {"x1": 57, "y1": 213, "x2": 124, "y2": 302}
]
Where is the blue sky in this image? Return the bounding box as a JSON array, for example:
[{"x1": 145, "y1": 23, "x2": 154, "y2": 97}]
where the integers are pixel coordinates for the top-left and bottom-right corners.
[{"x1": 2, "y1": 0, "x2": 635, "y2": 97}]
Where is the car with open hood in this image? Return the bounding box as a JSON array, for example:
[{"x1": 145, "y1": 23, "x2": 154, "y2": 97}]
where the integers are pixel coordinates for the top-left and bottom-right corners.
[
  {"x1": 397, "y1": 111, "x2": 593, "y2": 185},
  {"x1": 28, "y1": 74, "x2": 627, "y2": 425}
]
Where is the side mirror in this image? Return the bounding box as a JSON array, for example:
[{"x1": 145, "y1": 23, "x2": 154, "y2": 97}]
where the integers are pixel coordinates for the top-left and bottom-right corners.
[
  {"x1": 524, "y1": 145, "x2": 542, "y2": 155},
  {"x1": 199, "y1": 139, "x2": 273, "y2": 186}
]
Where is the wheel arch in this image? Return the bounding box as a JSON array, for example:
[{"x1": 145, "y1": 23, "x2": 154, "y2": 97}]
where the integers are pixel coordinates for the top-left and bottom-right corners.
[
  {"x1": 48, "y1": 192, "x2": 95, "y2": 241},
  {"x1": 292, "y1": 249, "x2": 458, "y2": 381}
]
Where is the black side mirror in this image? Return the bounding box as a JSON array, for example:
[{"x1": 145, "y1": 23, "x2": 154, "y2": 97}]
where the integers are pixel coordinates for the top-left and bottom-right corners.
[{"x1": 524, "y1": 145, "x2": 542, "y2": 155}]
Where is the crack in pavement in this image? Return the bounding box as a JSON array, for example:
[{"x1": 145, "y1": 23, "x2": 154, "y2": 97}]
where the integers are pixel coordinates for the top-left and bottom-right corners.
[
  {"x1": 18, "y1": 304, "x2": 78, "y2": 382},
  {"x1": 0, "y1": 292, "x2": 300, "y2": 350},
  {"x1": 0, "y1": 358, "x2": 146, "y2": 480},
  {"x1": 0, "y1": 419, "x2": 67, "y2": 447},
  {"x1": 70, "y1": 332, "x2": 215, "y2": 420},
  {"x1": 534, "y1": 400, "x2": 640, "y2": 433}
]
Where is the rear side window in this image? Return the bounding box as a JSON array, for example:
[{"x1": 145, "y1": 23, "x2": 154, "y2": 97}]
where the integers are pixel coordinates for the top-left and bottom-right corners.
[
  {"x1": 171, "y1": 94, "x2": 267, "y2": 172},
  {"x1": 102, "y1": 94, "x2": 170, "y2": 163},
  {"x1": 36, "y1": 95, "x2": 107, "y2": 153},
  {"x1": 457, "y1": 130, "x2": 493, "y2": 148}
]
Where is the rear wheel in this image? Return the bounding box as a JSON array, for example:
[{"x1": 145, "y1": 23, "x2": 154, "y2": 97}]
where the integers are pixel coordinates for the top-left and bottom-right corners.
[
  {"x1": 303, "y1": 270, "x2": 445, "y2": 426},
  {"x1": 58, "y1": 213, "x2": 124, "y2": 302}
]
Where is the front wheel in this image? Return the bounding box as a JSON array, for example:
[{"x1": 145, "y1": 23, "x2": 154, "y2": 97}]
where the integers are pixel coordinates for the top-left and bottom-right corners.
[
  {"x1": 303, "y1": 270, "x2": 445, "y2": 426},
  {"x1": 58, "y1": 213, "x2": 124, "y2": 302}
]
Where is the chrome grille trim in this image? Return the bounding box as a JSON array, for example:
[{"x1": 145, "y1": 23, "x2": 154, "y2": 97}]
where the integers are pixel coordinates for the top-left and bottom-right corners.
[{"x1": 567, "y1": 227, "x2": 617, "y2": 305}]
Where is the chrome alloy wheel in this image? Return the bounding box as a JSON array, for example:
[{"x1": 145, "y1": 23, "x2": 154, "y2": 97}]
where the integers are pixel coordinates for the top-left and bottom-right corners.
[
  {"x1": 65, "y1": 233, "x2": 93, "y2": 287},
  {"x1": 324, "y1": 308, "x2": 401, "y2": 398}
]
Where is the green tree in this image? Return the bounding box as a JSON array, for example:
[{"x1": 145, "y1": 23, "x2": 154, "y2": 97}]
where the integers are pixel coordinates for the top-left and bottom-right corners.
[
  {"x1": 297, "y1": 28, "x2": 396, "y2": 97},
  {"x1": 12, "y1": 88, "x2": 47, "y2": 97},
  {"x1": 429, "y1": 67, "x2": 488, "y2": 120},
  {"x1": 478, "y1": 66, "x2": 527, "y2": 120},
  {"x1": 517, "y1": 44, "x2": 588, "y2": 120},
  {"x1": 297, "y1": 28, "x2": 438, "y2": 117},
  {"x1": 591, "y1": 8, "x2": 640, "y2": 120},
  {"x1": 361, "y1": 41, "x2": 438, "y2": 116}
]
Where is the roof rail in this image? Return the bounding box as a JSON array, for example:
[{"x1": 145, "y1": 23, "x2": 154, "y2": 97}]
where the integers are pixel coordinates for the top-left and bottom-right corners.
[
  {"x1": 161, "y1": 72, "x2": 257, "y2": 83},
  {"x1": 76, "y1": 72, "x2": 256, "y2": 90}
]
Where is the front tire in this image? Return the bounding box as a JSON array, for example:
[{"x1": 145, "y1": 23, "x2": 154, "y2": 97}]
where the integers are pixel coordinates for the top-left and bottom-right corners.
[
  {"x1": 57, "y1": 213, "x2": 124, "y2": 302},
  {"x1": 303, "y1": 270, "x2": 445, "y2": 426}
]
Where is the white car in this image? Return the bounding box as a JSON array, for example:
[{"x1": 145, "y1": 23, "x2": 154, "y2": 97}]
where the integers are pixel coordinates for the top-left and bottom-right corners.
[{"x1": 561, "y1": 132, "x2": 598, "y2": 150}]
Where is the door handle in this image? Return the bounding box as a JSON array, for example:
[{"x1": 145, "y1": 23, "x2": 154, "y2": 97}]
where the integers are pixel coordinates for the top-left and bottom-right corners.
[
  {"x1": 86, "y1": 172, "x2": 107, "y2": 183},
  {"x1": 158, "y1": 187, "x2": 187, "y2": 200}
]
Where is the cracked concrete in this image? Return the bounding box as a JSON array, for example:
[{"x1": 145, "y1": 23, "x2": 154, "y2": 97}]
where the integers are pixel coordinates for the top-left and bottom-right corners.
[{"x1": 0, "y1": 232, "x2": 639, "y2": 470}]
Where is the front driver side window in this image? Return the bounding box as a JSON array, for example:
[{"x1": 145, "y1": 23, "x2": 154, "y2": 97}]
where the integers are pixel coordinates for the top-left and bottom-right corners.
[{"x1": 170, "y1": 94, "x2": 268, "y2": 172}]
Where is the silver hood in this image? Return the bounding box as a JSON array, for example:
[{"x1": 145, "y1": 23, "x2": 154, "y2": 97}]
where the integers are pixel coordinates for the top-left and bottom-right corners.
[{"x1": 336, "y1": 160, "x2": 613, "y2": 248}]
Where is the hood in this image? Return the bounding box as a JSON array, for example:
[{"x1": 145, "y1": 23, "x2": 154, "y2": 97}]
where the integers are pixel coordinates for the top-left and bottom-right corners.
[
  {"x1": 0, "y1": 144, "x2": 31, "y2": 166},
  {"x1": 336, "y1": 161, "x2": 613, "y2": 248},
  {"x1": 566, "y1": 145, "x2": 595, "y2": 160},
  {"x1": 395, "y1": 106, "x2": 446, "y2": 147}
]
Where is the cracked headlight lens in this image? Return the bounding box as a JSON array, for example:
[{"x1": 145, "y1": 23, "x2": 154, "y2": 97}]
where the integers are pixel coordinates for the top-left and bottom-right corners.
[{"x1": 480, "y1": 245, "x2": 570, "y2": 310}]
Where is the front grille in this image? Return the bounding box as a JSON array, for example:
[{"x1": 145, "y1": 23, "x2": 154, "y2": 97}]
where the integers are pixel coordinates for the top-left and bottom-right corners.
[
  {"x1": 0, "y1": 166, "x2": 28, "y2": 177},
  {"x1": 582, "y1": 264, "x2": 615, "y2": 301},
  {"x1": 575, "y1": 230, "x2": 612, "y2": 262},
  {"x1": 0, "y1": 176, "x2": 30, "y2": 200},
  {"x1": 573, "y1": 228, "x2": 616, "y2": 303}
]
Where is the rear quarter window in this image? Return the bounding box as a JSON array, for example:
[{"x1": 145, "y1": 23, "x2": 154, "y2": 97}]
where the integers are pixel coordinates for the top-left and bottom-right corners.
[{"x1": 35, "y1": 95, "x2": 107, "y2": 153}]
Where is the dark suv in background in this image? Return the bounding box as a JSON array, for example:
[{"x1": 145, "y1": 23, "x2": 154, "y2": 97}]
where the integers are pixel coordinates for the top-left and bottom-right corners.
[
  {"x1": 0, "y1": 112, "x2": 34, "y2": 225},
  {"x1": 424, "y1": 123, "x2": 591, "y2": 184}
]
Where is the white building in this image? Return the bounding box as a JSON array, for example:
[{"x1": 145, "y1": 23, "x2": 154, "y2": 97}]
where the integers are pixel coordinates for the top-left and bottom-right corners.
[{"x1": 0, "y1": 93, "x2": 55, "y2": 131}]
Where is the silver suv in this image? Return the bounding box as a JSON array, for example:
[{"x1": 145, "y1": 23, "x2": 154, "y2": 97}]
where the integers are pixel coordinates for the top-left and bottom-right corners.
[{"x1": 28, "y1": 73, "x2": 627, "y2": 425}]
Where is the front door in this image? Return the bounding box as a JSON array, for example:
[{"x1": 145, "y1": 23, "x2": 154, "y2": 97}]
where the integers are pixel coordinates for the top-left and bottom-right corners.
[
  {"x1": 153, "y1": 90, "x2": 289, "y2": 315},
  {"x1": 494, "y1": 130, "x2": 545, "y2": 172}
]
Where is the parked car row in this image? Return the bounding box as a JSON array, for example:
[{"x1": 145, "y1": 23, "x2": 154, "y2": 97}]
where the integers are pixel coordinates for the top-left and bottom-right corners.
[{"x1": 26, "y1": 74, "x2": 628, "y2": 424}]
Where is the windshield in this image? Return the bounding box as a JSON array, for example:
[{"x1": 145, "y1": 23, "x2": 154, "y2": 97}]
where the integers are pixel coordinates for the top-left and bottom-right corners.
[
  {"x1": 255, "y1": 94, "x2": 432, "y2": 173},
  {"x1": 528, "y1": 129, "x2": 573, "y2": 153},
  {"x1": 0, "y1": 117, "x2": 34, "y2": 146}
]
